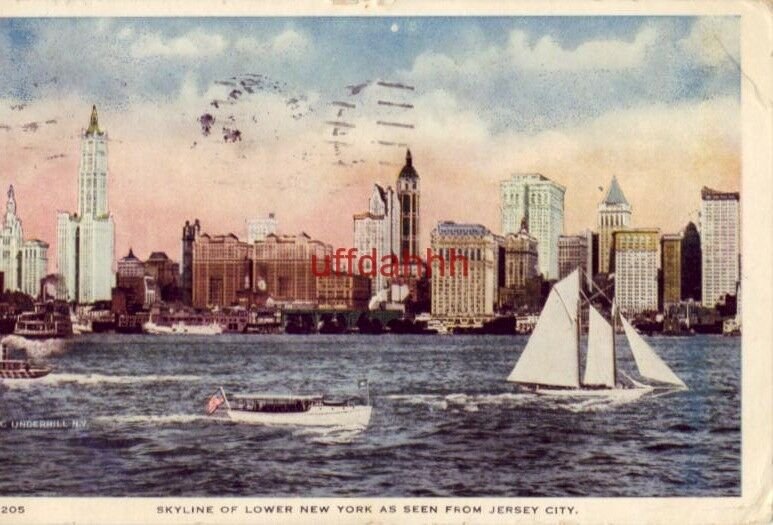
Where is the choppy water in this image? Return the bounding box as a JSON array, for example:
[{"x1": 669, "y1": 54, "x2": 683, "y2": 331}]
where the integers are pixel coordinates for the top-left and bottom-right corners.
[{"x1": 0, "y1": 334, "x2": 739, "y2": 496}]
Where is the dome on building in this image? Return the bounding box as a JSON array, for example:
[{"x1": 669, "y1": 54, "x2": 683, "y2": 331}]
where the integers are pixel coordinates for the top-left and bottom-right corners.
[{"x1": 397, "y1": 149, "x2": 419, "y2": 180}]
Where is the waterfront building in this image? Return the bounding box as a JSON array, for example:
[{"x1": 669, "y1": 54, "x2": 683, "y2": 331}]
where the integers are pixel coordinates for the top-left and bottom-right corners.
[
  {"x1": 396, "y1": 150, "x2": 420, "y2": 265},
  {"x1": 57, "y1": 106, "x2": 116, "y2": 303},
  {"x1": 558, "y1": 233, "x2": 589, "y2": 282},
  {"x1": 430, "y1": 221, "x2": 501, "y2": 320},
  {"x1": 117, "y1": 248, "x2": 144, "y2": 280},
  {"x1": 597, "y1": 176, "x2": 632, "y2": 274},
  {"x1": 503, "y1": 219, "x2": 539, "y2": 291},
  {"x1": 613, "y1": 229, "x2": 659, "y2": 314},
  {"x1": 253, "y1": 232, "x2": 333, "y2": 306},
  {"x1": 20, "y1": 239, "x2": 48, "y2": 298},
  {"x1": 246, "y1": 213, "x2": 278, "y2": 243},
  {"x1": 181, "y1": 219, "x2": 201, "y2": 305},
  {"x1": 353, "y1": 183, "x2": 401, "y2": 296},
  {"x1": 316, "y1": 272, "x2": 372, "y2": 310},
  {"x1": 500, "y1": 173, "x2": 565, "y2": 280},
  {"x1": 681, "y1": 221, "x2": 702, "y2": 302},
  {"x1": 661, "y1": 233, "x2": 683, "y2": 309},
  {"x1": 144, "y1": 252, "x2": 180, "y2": 302},
  {"x1": 700, "y1": 187, "x2": 740, "y2": 307},
  {"x1": 498, "y1": 220, "x2": 539, "y2": 312},
  {"x1": 192, "y1": 233, "x2": 252, "y2": 309},
  {"x1": 116, "y1": 249, "x2": 147, "y2": 311}
]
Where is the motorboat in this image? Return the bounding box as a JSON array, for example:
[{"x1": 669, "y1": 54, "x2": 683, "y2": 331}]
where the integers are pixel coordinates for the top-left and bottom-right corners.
[{"x1": 207, "y1": 381, "x2": 372, "y2": 427}]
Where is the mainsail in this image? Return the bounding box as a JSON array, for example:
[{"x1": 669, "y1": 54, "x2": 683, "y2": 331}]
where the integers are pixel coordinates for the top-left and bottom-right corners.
[
  {"x1": 621, "y1": 316, "x2": 687, "y2": 388},
  {"x1": 584, "y1": 305, "x2": 616, "y2": 388},
  {"x1": 507, "y1": 270, "x2": 580, "y2": 388}
]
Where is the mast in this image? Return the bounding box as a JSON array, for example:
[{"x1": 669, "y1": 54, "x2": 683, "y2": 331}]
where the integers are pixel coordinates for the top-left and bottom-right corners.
[
  {"x1": 577, "y1": 297, "x2": 582, "y2": 388},
  {"x1": 611, "y1": 302, "x2": 618, "y2": 387}
]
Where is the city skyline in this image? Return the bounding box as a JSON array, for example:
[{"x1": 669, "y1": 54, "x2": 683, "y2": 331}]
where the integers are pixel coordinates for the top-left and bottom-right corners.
[{"x1": 0, "y1": 17, "x2": 740, "y2": 266}]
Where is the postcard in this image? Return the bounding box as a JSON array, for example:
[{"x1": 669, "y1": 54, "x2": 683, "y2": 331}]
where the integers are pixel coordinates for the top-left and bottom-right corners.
[{"x1": 0, "y1": 0, "x2": 770, "y2": 524}]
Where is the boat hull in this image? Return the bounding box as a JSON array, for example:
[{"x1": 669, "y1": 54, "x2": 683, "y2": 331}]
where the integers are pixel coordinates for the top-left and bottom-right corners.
[
  {"x1": 532, "y1": 386, "x2": 653, "y2": 398},
  {"x1": 226, "y1": 405, "x2": 372, "y2": 427},
  {"x1": 0, "y1": 368, "x2": 51, "y2": 379}
]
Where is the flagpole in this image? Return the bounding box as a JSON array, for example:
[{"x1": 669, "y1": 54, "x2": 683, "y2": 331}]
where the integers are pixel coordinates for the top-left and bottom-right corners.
[{"x1": 220, "y1": 386, "x2": 231, "y2": 411}]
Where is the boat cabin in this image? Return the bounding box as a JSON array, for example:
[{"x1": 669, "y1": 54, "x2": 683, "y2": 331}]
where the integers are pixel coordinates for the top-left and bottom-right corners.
[
  {"x1": 229, "y1": 394, "x2": 361, "y2": 413},
  {"x1": 231, "y1": 394, "x2": 324, "y2": 413}
]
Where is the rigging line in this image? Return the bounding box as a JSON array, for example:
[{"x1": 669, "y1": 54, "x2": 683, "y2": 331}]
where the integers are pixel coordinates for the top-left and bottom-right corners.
[{"x1": 553, "y1": 277, "x2": 578, "y2": 326}]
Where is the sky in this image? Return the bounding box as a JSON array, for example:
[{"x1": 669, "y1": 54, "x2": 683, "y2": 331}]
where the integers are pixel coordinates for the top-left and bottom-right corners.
[{"x1": 0, "y1": 16, "x2": 740, "y2": 268}]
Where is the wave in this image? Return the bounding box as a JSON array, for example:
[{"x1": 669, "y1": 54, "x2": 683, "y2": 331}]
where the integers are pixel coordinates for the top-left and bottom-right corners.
[
  {"x1": 385, "y1": 391, "x2": 646, "y2": 413},
  {"x1": 2, "y1": 335, "x2": 67, "y2": 358},
  {"x1": 92, "y1": 414, "x2": 211, "y2": 426},
  {"x1": 3, "y1": 373, "x2": 201, "y2": 389},
  {"x1": 291, "y1": 424, "x2": 368, "y2": 445}
]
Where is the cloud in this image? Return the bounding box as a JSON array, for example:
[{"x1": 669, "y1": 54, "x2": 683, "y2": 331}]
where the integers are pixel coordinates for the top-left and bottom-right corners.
[
  {"x1": 130, "y1": 29, "x2": 228, "y2": 58},
  {"x1": 679, "y1": 17, "x2": 740, "y2": 68},
  {"x1": 507, "y1": 26, "x2": 659, "y2": 71},
  {"x1": 234, "y1": 29, "x2": 311, "y2": 61}
]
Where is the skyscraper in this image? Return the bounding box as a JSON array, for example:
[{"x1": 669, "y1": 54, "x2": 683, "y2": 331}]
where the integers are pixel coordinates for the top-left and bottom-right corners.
[
  {"x1": 500, "y1": 173, "x2": 565, "y2": 280},
  {"x1": 681, "y1": 221, "x2": 702, "y2": 301},
  {"x1": 503, "y1": 219, "x2": 539, "y2": 291},
  {"x1": 613, "y1": 229, "x2": 659, "y2": 315},
  {"x1": 353, "y1": 183, "x2": 401, "y2": 296},
  {"x1": 57, "y1": 106, "x2": 116, "y2": 303},
  {"x1": 0, "y1": 186, "x2": 23, "y2": 291},
  {"x1": 700, "y1": 187, "x2": 740, "y2": 307},
  {"x1": 597, "y1": 176, "x2": 632, "y2": 274},
  {"x1": 661, "y1": 233, "x2": 682, "y2": 308},
  {"x1": 21, "y1": 239, "x2": 48, "y2": 298},
  {"x1": 181, "y1": 219, "x2": 201, "y2": 305},
  {"x1": 558, "y1": 233, "x2": 589, "y2": 281},
  {"x1": 430, "y1": 221, "x2": 501, "y2": 319},
  {"x1": 396, "y1": 149, "x2": 420, "y2": 264}
]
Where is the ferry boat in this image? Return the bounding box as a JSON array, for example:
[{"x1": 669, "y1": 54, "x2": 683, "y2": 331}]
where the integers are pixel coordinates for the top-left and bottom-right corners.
[
  {"x1": 208, "y1": 382, "x2": 372, "y2": 427},
  {"x1": 14, "y1": 303, "x2": 73, "y2": 339},
  {"x1": 0, "y1": 344, "x2": 51, "y2": 379},
  {"x1": 143, "y1": 320, "x2": 223, "y2": 335}
]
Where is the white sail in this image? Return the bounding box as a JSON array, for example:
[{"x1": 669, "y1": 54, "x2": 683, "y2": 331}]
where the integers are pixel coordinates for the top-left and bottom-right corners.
[
  {"x1": 621, "y1": 316, "x2": 687, "y2": 388},
  {"x1": 508, "y1": 270, "x2": 580, "y2": 388},
  {"x1": 583, "y1": 305, "x2": 615, "y2": 388}
]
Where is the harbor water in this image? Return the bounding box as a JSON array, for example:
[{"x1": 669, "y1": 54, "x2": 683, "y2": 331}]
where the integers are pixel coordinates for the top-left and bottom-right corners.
[{"x1": 0, "y1": 334, "x2": 739, "y2": 497}]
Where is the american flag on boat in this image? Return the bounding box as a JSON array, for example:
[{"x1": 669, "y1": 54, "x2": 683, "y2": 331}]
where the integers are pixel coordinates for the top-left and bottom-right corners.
[{"x1": 206, "y1": 391, "x2": 225, "y2": 414}]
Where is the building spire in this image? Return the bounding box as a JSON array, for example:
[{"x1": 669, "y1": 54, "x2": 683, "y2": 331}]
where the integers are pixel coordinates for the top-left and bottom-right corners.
[
  {"x1": 603, "y1": 175, "x2": 629, "y2": 206},
  {"x1": 86, "y1": 105, "x2": 101, "y2": 136},
  {"x1": 406, "y1": 148, "x2": 412, "y2": 167},
  {"x1": 6, "y1": 184, "x2": 16, "y2": 216}
]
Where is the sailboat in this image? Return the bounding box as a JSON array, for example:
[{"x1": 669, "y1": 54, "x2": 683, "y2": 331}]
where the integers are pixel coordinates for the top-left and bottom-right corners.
[{"x1": 507, "y1": 269, "x2": 686, "y2": 397}]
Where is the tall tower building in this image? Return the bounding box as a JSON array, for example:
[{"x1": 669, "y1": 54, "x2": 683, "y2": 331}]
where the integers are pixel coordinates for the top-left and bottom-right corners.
[
  {"x1": 661, "y1": 233, "x2": 683, "y2": 308},
  {"x1": 21, "y1": 239, "x2": 48, "y2": 298},
  {"x1": 680, "y1": 221, "x2": 702, "y2": 301},
  {"x1": 700, "y1": 187, "x2": 740, "y2": 307},
  {"x1": 181, "y1": 219, "x2": 201, "y2": 305},
  {"x1": 396, "y1": 149, "x2": 420, "y2": 263},
  {"x1": 500, "y1": 173, "x2": 565, "y2": 280},
  {"x1": 613, "y1": 229, "x2": 659, "y2": 314},
  {"x1": 353, "y1": 184, "x2": 401, "y2": 296},
  {"x1": 57, "y1": 106, "x2": 116, "y2": 303},
  {"x1": 0, "y1": 186, "x2": 23, "y2": 291},
  {"x1": 597, "y1": 176, "x2": 632, "y2": 274}
]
